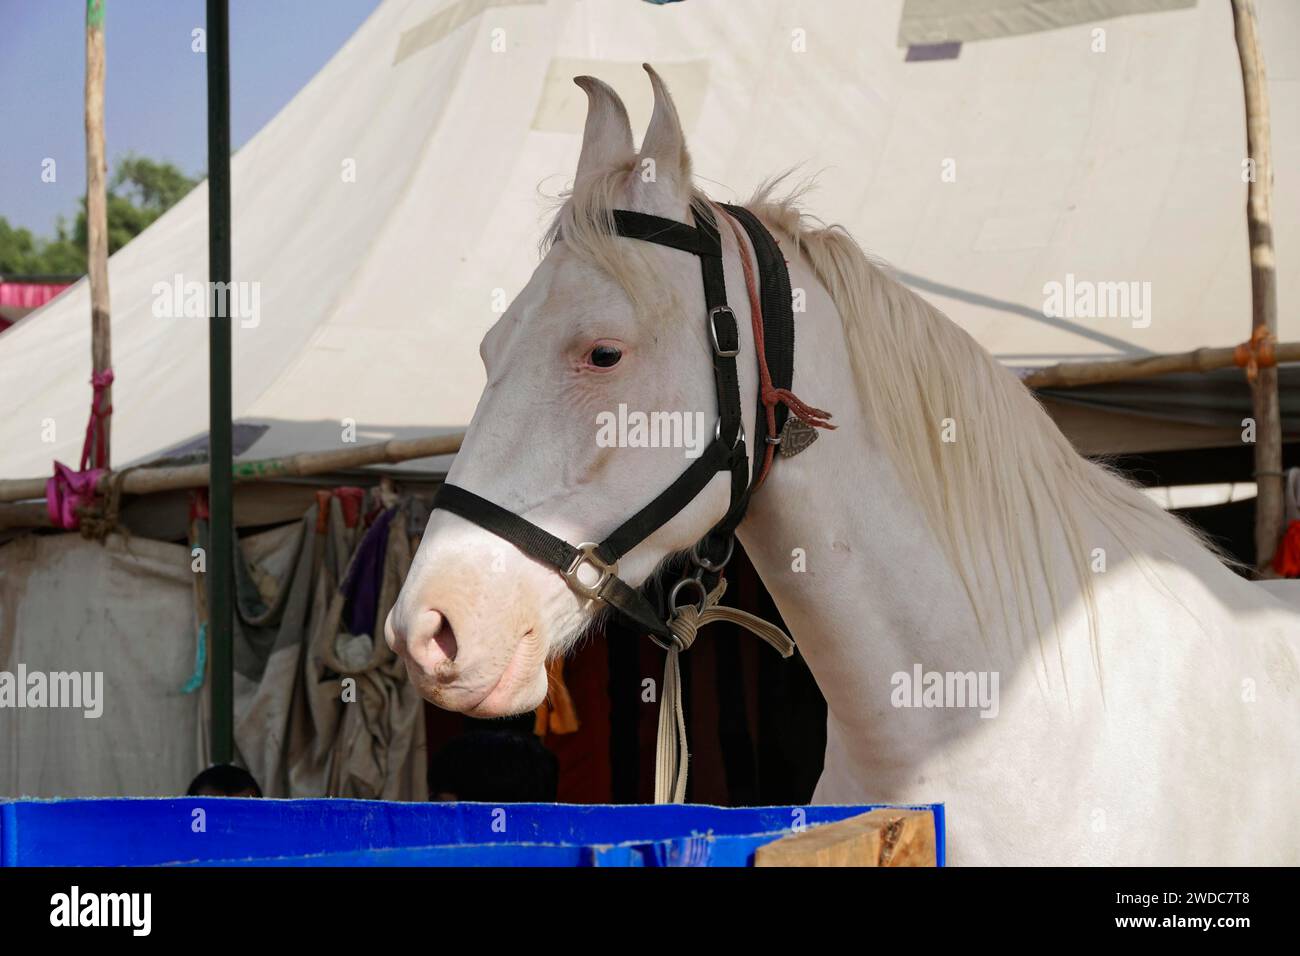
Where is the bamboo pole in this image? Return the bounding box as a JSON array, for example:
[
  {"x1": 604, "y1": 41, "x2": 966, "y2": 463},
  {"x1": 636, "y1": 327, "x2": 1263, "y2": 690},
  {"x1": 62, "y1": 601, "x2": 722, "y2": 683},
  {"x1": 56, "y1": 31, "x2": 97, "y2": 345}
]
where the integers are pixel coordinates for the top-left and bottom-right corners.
[
  {"x1": 0, "y1": 432, "x2": 464, "y2": 523},
  {"x1": 1022, "y1": 340, "x2": 1299, "y2": 389},
  {"x1": 0, "y1": 502, "x2": 50, "y2": 531},
  {"x1": 1230, "y1": 0, "x2": 1284, "y2": 573},
  {"x1": 85, "y1": 0, "x2": 111, "y2": 466}
]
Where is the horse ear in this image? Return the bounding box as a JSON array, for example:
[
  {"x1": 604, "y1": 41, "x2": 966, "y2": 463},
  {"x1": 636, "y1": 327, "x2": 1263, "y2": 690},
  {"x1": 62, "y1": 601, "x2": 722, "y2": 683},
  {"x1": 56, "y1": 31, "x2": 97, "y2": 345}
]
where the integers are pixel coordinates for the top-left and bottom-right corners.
[
  {"x1": 638, "y1": 64, "x2": 691, "y2": 190},
  {"x1": 573, "y1": 76, "x2": 634, "y2": 189}
]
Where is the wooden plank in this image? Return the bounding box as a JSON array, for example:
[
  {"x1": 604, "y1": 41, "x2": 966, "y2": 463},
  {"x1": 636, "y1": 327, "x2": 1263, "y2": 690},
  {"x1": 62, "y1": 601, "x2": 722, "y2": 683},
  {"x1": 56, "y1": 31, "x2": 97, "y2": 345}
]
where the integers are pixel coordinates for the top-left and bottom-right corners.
[{"x1": 754, "y1": 808, "x2": 937, "y2": 867}]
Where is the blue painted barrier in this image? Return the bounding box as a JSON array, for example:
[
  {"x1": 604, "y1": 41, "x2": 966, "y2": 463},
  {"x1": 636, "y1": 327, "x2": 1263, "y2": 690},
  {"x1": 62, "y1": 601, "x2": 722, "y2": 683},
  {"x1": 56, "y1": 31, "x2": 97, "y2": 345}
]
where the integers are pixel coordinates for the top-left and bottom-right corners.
[{"x1": 0, "y1": 799, "x2": 944, "y2": 867}]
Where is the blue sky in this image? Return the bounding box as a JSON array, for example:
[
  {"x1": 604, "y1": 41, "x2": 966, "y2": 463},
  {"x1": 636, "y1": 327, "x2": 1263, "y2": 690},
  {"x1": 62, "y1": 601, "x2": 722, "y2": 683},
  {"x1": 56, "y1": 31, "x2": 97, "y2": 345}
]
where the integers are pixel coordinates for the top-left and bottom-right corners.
[{"x1": 0, "y1": 0, "x2": 382, "y2": 236}]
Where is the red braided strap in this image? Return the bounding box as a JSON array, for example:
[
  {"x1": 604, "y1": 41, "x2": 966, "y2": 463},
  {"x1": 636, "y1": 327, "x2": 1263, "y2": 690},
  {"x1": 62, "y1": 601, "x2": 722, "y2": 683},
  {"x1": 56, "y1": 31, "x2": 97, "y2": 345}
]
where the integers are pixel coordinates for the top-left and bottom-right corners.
[{"x1": 716, "y1": 206, "x2": 833, "y2": 489}]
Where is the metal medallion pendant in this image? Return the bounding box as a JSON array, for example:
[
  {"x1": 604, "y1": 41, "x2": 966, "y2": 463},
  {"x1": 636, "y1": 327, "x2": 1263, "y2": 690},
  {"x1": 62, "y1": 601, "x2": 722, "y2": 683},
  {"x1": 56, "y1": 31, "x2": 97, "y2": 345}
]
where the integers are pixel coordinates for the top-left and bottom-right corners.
[{"x1": 778, "y1": 417, "x2": 818, "y2": 458}]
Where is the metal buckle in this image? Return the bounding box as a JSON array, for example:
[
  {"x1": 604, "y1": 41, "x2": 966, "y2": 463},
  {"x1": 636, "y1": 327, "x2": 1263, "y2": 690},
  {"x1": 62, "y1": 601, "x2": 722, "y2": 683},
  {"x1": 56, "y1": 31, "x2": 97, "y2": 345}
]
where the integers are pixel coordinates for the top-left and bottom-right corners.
[
  {"x1": 708, "y1": 306, "x2": 740, "y2": 357},
  {"x1": 562, "y1": 542, "x2": 617, "y2": 601}
]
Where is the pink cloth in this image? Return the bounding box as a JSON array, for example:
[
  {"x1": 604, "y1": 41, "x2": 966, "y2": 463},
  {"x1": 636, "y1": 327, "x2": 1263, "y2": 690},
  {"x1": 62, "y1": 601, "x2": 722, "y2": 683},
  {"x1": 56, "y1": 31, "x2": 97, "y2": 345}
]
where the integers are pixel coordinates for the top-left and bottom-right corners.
[
  {"x1": 44, "y1": 368, "x2": 115, "y2": 529},
  {"x1": 0, "y1": 281, "x2": 71, "y2": 310},
  {"x1": 46, "y1": 462, "x2": 105, "y2": 530}
]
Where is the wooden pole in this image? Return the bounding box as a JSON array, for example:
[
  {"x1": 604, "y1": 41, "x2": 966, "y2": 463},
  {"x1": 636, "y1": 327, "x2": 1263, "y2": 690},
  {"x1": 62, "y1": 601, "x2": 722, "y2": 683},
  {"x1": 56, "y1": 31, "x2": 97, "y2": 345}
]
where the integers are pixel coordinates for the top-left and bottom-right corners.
[
  {"x1": 85, "y1": 0, "x2": 111, "y2": 466},
  {"x1": 0, "y1": 502, "x2": 50, "y2": 530},
  {"x1": 0, "y1": 431, "x2": 465, "y2": 530},
  {"x1": 0, "y1": 430, "x2": 465, "y2": 505},
  {"x1": 1230, "y1": 0, "x2": 1284, "y2": 573},
  {"x1": 1021, "y1": 340, "x2": 1299, "y2": 389}
]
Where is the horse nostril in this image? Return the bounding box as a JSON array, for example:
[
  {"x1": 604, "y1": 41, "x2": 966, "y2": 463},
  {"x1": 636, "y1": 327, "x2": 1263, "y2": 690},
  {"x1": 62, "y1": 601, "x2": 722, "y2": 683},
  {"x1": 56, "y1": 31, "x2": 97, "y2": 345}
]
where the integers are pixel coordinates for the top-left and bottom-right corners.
[{"x1": 429, "y1": 609, "x2": 458, "y2": 663}]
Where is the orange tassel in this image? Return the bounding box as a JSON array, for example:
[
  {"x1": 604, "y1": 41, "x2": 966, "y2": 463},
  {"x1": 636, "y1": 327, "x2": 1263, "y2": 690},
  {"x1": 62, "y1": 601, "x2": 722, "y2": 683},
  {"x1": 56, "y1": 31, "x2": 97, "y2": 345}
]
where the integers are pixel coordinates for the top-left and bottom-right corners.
[
  {"x1": 762, "y1": 386, "x2": 836, "y2": 431},
  {"x1": 533, "y1": 658, "x2": 580, "y2": 736}
]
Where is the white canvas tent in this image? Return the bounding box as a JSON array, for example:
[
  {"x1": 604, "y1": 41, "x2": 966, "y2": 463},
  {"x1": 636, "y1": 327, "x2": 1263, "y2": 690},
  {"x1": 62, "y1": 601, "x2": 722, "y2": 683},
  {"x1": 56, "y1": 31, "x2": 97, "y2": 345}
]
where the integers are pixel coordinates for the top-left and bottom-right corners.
[
  {"x1": 2, "y1": 0, "x2": 1298, "y2": 798},
  {"x1": 1, "y1": 0, "x2": 1296, "y2": 481}
]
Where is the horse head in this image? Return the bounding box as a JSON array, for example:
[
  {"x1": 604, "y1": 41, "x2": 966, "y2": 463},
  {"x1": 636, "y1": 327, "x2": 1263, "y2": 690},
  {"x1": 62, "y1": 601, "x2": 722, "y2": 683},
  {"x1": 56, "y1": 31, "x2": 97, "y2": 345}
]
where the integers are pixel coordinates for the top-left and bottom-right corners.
[{"x1": 385, "y1": 67, "x2": 753, "y2": 716}]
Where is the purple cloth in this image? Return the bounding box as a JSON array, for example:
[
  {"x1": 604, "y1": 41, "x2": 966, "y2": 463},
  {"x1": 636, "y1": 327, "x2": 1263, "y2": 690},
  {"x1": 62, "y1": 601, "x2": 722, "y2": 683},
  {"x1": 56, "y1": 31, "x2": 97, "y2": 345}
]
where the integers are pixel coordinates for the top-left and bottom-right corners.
[{"x1": 342, "y1": 507, "x2": 395, "y2": 637}]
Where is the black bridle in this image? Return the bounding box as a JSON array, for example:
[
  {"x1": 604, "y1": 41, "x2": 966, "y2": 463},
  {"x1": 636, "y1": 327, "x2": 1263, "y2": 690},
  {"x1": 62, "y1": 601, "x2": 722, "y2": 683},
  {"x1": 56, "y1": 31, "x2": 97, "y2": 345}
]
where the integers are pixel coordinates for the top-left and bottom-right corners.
[{"x1": 432, "y1": 202, "x2": 797, "y2": 643}]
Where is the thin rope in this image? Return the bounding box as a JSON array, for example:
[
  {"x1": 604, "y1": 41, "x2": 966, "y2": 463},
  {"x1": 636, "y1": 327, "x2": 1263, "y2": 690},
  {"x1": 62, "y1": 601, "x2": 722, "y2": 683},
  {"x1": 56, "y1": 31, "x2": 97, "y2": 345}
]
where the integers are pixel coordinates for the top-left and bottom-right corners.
[
  {"x1": 80, "y1": 368, "x2": 114, "y2": 471},
  {"x1": 653, "y1": 578, "x2": 794, "y2": 804}
]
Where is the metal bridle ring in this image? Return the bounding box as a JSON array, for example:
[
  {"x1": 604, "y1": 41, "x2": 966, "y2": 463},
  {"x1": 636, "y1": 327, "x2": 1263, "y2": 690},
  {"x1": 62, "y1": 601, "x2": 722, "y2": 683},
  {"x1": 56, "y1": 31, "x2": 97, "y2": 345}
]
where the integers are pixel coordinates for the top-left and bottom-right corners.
[
  {"x1": 649, "y1": 632, "x2": 686, "y2": 653},
  {"x1": 714, "y1": 417, "x2": 746, "y2": 450},
  {"x1": 668, "y1": 576, "x2": 708, "y2": 617},
  {"x1": 691, "y1": 536, "x2": 734, "y2": 572}
]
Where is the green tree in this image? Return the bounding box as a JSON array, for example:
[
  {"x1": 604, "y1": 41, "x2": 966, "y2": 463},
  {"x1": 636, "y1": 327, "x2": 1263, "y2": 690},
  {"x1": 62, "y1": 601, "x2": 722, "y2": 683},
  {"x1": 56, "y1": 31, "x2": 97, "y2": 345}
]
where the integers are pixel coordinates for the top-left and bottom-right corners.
[
  {"x1": 0, "y1": 154, "x2": 197, "y2": 277},
  {"x1": 0, "y1": 218, "x2": 42, "y2": 275},
  {"x1": 110, "y1": 154, "x2": 197, "y2": 214}
]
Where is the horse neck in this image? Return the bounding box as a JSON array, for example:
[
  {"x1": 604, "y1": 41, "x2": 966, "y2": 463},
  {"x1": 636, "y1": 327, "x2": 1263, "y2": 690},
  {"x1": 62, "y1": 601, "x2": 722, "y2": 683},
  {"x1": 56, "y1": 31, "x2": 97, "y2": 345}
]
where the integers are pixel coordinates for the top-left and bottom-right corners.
[
  {"x1": 735, "y1": 250, "x2": 990, "y2": 755},
  {"x1": 733, "y1": 243, "x2": 1211, "y2": 777},
  {"x1": 740, "y1": 447, "x2": 989, "y2": 763}
]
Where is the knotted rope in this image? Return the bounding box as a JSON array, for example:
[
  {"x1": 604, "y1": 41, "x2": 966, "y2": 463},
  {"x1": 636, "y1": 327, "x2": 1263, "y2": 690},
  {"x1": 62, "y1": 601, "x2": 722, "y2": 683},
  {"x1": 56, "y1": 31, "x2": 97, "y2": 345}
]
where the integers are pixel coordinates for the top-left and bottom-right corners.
[
  {"x1": 73, "y1": 465, "x2": 134, "y2": 541},
  {"x1": 1234, "y1": 325, "x2": 1276, "y2": 383},
  {"x1": 82, "y1": 368, "x2": 114, "y2": 471},
  {"x1": 653, "y1": 578, "x2": 795, "y2": 804}
]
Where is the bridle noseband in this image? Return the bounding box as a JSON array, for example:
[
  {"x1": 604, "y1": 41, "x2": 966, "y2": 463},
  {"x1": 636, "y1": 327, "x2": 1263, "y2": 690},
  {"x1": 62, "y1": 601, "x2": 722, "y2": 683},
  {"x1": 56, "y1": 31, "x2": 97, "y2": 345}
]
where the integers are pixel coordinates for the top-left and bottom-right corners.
[{"x1": 432, "y1": 201, "x2": 814, "y2": 646}]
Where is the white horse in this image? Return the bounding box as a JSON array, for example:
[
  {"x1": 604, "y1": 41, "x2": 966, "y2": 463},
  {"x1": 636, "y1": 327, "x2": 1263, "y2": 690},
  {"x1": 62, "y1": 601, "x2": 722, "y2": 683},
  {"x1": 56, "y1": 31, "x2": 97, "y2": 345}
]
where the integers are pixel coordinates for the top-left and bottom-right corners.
[{"x1": 386, "y1": 66, "x2": 1300, "y2": 865}]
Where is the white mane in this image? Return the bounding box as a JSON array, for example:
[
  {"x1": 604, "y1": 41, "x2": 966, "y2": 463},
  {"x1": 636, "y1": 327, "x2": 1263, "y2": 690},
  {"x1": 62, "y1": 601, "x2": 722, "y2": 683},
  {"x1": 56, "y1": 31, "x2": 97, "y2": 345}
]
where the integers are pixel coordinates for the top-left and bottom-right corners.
[{"x1": 746, "y1": 181, "x2": 1227, "y2": 666}]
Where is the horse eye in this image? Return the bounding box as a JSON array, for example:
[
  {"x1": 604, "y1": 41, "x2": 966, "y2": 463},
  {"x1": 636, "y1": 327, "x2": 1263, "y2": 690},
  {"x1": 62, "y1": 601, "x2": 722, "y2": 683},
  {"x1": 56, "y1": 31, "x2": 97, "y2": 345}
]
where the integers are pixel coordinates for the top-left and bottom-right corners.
[{"x1": 589, "y1": 344, "x2": 622, "y2": 368}]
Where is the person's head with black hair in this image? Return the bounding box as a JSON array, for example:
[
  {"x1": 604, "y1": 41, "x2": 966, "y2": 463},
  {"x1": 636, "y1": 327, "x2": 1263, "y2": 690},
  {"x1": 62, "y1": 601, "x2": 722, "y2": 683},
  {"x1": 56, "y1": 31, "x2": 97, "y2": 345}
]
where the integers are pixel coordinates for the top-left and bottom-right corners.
[
  {"x1": 186, "y1": 764, "x2": 263, "y2": 798},
  {"x1": 429, "y1": 730, "x2": 559, "y2": 803}
]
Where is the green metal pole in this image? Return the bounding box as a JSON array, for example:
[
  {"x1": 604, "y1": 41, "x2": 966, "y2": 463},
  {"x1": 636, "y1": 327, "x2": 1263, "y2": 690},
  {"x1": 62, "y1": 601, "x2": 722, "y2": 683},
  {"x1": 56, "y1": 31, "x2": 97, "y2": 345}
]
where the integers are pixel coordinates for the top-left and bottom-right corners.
[{"x1": 205, "y1": 0, "x2": 233, "y2": 765}]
